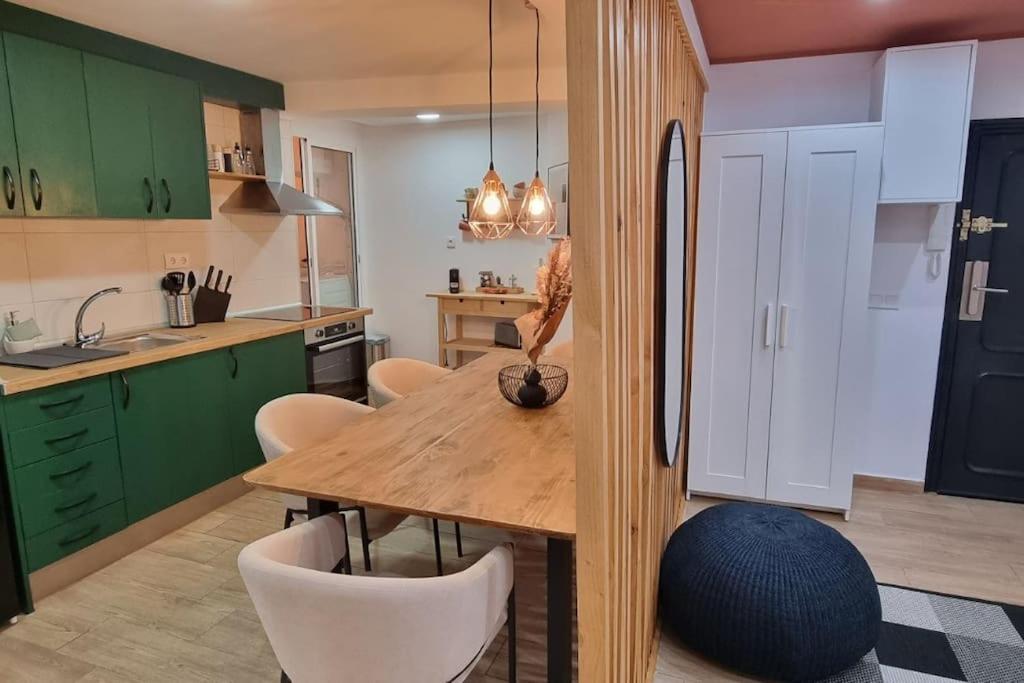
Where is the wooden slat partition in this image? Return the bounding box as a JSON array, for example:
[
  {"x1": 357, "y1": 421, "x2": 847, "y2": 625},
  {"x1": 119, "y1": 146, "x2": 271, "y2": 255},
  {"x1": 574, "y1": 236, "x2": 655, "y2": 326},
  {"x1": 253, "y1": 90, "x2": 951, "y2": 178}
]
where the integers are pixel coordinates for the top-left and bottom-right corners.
[{"x1": 567, "y1": 0, "x2": 706, "y2": 680}]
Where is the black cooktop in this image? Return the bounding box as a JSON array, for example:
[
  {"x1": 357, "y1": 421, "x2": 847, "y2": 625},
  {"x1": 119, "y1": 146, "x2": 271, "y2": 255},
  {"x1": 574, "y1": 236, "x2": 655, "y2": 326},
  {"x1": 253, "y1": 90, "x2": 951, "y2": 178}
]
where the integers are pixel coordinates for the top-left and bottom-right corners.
[{"x1": 236, "y1": 305, "x2": 358, "y2": 323}]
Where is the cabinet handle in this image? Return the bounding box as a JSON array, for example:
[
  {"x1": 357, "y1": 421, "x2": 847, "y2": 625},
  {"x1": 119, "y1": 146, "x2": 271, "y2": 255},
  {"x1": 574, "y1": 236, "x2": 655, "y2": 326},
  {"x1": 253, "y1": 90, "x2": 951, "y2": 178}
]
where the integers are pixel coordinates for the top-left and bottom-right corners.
[
  {"x1": 763, "y1": 303, "x2": 775, "y2": 348},
  {"x1": 161, "y1": 178, "x2": 171, "y2": 213},
  {"x1": 29, "y1": 168, "x2": 42, "y2": 211},
  {"x1": 44, "y1": 428, "x2": 88, "y2": 445},
  {"x1": 228, "y1": 347, "x2": 238, "y2": 379},
  {"x1": 54, "y1": 492, "x2": 97, "y2": 513},
  {"x1": 39, "y1": 394, "x2": 84, "y2": 409},
  {"x1": 49, "y1": 461, "x2": 93, "y2": 479},
  {"x1": 58, "y1": 524, "x2": 100, "y2": 546},
  {"x1": 120, "y1": 372, "x2": 130, "y2": 410},
  {"x1": 143, "y1": 177, "x2": 154, "y2": 214},
  {"x1": 2, "y1": 166, "x2": 15, "y2": 210},
  {"x1": 778, "y1": 304, "x2": 791, "y2": 348}
]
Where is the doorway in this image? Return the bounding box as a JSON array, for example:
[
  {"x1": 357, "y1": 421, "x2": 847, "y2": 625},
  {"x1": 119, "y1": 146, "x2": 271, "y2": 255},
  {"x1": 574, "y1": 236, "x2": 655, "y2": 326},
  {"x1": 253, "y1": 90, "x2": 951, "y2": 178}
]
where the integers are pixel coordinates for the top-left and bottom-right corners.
[
  {"x1": 292, "y1": 137, "x2": 359, "y2": 308},
  {"x1": 927, "y1": 118, "x2": 1024, "y2": 503}
]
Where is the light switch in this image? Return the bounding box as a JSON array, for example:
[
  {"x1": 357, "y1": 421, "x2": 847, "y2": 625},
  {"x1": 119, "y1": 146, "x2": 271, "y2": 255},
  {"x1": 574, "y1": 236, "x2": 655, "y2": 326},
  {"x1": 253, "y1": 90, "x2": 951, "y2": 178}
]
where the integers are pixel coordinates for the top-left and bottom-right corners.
[
  {"x1": 869, "y1": 292, "x2": 900, "y2": 310},
  {"x1": 446, "y1": 237, "x2": 456, "y2": 250}
]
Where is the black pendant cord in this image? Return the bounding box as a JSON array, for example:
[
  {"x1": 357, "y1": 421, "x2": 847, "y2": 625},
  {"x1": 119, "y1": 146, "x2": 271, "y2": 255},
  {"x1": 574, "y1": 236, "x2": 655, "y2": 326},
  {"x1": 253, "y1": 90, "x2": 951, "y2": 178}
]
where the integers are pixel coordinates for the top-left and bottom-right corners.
[
  {"x1": 533, "y1": 5, "x2": 541, "y2": 178},
  {"x1": 488, "y1": 0, "x2": 495, "y2": 170}
]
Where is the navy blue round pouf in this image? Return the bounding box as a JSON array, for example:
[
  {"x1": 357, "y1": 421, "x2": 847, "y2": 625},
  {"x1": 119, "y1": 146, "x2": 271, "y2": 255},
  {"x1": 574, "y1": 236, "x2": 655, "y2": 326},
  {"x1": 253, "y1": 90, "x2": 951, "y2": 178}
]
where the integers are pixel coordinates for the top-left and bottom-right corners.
[{"x1": 659, "y1": 502, "x2": 880, "y2": 682}]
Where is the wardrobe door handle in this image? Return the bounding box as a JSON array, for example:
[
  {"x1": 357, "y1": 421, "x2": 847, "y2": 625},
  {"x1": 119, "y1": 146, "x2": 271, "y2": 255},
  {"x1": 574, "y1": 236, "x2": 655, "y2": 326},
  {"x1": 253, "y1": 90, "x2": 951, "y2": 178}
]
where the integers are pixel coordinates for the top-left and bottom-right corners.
[
  {"x1": 2, "y1": 166, "x2": 15, "y2": 210},
  {"x1": 39, "y1": 394, "x2": 84, "y2": 409},
  {"x1": 44, "y1": 428, "x2": 88, "y2": 445},
  {"x1": 120, "y1": 372, "x2": 131, "y2": 410},
  {"x1": 143, "y1": 177, "x2": 154, "y2": 214},
  {"x1": 228, "y1": 347, "x2": 239, "y2": 379},
  {"x1": 778, "y1": 304, "x2": 791, "y2": 348},
  {"x1": 49, "y1": 461, "x2": 93, "y2": 479},
  {"x1": 763, "y1": 304, "x2": 775, "y2": 348},
  {"x1": 54, "y1": 492, "x2": 97, "y2": 513},
  {"x1": 29, "y1": 168, "x2": 42, "y2": 211},
  {"x1": 161, "y1": 178, "x2": 171, "y2": 213},
  {"x1": 58, "y1": 524, "x2": 99, "y2": 546}
]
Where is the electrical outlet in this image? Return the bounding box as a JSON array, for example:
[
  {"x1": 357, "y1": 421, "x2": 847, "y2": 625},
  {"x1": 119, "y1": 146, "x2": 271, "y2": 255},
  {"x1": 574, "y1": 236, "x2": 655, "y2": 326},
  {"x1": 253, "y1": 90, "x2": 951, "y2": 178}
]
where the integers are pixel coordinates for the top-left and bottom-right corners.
[
  {"x1": 164, "y1": 253, "x2": 191, "y2": 269},
  {"x1": 446, "y1": 237, "x2": 456, "y2": 250}
]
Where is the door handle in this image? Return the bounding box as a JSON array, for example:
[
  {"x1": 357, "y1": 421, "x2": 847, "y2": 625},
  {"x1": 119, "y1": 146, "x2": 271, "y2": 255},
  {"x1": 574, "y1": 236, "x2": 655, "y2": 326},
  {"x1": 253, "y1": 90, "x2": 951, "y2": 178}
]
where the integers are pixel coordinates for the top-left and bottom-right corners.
[
  {"x1": 778, "y1": 304, "x2": 791, "y2": 348},
  {"x1": 2, "y1": 166, "x2": 15, "y2": 210},
  {"x1": 29, "y1": 168, "x2": 42, "y2": 211},
  {"x1": 763, "y1": 304, "x2": 775, "y2": 348},
  {"x1": 161, "y1": 178, "x2": 171, "y2": 213},
  {"x1": 971, "y1": 286, "x2": 1009, "y2": 294},
  {"x1": 143, "y1": 177, "x2": 154, "y2": 214}
]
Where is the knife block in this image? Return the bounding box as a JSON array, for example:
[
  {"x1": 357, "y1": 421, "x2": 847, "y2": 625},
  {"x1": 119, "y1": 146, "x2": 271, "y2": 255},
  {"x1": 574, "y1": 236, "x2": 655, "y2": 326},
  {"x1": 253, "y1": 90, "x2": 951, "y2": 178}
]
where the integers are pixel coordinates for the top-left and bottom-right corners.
[{"x1": 193, "y1": 286, "x2": 231, "y2": 323}]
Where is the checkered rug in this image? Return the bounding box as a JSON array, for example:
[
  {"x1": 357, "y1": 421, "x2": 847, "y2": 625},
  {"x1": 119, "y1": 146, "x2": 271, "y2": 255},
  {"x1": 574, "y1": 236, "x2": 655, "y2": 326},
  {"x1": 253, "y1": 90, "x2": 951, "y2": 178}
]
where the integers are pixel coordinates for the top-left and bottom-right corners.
[{"x1": 826, "y1": 585, "x2": 1024, "y2": 683}]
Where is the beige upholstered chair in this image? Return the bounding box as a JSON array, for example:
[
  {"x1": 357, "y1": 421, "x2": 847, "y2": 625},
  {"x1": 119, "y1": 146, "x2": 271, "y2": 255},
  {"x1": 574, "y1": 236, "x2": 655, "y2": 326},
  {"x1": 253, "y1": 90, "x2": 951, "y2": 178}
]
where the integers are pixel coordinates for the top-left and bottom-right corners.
[
  {"x1": 255, "y1": 393, "x2": 407, "y2": 572},
  {"x1": 238, "y1": 512, "x2": 516, "y2": 683}
]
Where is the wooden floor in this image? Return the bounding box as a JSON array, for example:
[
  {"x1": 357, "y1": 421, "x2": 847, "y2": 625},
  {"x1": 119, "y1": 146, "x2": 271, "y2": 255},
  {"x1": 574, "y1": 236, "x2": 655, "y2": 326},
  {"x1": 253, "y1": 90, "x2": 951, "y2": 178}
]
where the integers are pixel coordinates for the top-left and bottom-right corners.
[
  {"x1": 0, "y1": 487, "x2": 566, "y2": 682},
  {"x1": 655, "y1": 480, "x2": 1024, "y2": 681}
]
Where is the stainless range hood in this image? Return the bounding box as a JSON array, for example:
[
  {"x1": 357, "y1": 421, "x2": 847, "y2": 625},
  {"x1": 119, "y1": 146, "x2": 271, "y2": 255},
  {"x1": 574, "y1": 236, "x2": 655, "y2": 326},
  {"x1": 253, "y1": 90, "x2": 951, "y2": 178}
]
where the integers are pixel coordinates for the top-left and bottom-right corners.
[{"x1": 219, "y1": 109, "x2": 345, "y2": 217}]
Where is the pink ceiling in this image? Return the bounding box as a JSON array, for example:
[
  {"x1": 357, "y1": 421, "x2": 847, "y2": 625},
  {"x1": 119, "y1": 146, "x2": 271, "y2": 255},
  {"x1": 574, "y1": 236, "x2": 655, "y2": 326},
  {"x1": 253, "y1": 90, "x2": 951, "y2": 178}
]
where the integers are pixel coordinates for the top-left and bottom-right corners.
[{"x1": 693, "y1": 0, "x2": 1024, "y2": 64}]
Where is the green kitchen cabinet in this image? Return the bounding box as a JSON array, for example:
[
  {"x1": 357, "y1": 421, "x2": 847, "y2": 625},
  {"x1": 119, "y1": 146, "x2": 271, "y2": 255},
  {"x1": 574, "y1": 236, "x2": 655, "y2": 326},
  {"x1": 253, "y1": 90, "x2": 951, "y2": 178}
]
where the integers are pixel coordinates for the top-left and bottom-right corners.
[
  {"x1": 2, "y1": 33, "x2": 96, "y2": 217},
  {"x1": 227, "y1": 332, "x2": 307, "y2": 474},
  {"x1": 0, "y1": 36, "x2": 23, "y2": 217},
  {"x1": 112, "y1": 351, "x2": 234, "y2": 524},
  {"x1": 83, "y1": 55, "x2": 158, "y2": 218},
  {"x1": 149, "y1": 70, "x2": 211, "y2": 219}
]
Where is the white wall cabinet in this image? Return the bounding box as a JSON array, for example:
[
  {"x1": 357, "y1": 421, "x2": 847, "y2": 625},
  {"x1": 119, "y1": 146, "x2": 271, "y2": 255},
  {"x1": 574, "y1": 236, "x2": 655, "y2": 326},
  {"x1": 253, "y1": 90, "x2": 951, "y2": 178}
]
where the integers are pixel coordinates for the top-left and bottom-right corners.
[
  {"x1": 871, "y1": 41, "x2": 977, "y2": 204},
  {"x1": 688, "y1": 124, "x2": 883, "y2": 515}
]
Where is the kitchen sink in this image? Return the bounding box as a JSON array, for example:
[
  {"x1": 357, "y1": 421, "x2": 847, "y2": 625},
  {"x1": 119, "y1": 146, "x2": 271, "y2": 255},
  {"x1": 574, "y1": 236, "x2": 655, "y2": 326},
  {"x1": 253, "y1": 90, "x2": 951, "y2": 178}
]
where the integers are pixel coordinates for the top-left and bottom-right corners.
[{"x1": 93, "y1": 333, "x2": 193, "y2": 353}]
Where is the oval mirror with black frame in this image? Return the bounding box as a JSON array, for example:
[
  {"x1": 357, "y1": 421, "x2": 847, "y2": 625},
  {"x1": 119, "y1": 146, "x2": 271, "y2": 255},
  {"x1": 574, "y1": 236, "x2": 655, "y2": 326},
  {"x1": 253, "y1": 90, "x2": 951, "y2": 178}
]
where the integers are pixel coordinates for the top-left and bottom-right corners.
[{"x1": 654, "y1": 119, "x2": 687, "y2": 468}]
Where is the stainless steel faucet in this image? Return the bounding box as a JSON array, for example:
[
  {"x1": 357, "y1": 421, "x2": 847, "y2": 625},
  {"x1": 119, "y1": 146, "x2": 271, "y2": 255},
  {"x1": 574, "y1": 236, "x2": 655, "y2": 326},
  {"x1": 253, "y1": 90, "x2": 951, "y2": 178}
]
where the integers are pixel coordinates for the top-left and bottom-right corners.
[{"x1": 73, "y1": 287, "x2": 123, "y2": 347}]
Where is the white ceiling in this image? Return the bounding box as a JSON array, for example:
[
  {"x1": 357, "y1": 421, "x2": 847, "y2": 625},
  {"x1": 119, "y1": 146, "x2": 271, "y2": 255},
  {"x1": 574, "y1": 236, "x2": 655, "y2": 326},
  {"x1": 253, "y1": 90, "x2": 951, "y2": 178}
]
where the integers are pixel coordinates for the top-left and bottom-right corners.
[{"x1": 11, "y1": 0, "x2": 567, "y2": 84}]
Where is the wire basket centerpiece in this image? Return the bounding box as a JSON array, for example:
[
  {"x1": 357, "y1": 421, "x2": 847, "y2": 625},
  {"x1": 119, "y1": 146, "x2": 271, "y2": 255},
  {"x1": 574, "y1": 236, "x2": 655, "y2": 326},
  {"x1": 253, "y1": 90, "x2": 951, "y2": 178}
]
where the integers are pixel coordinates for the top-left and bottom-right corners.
[
  {"x1": 498, "y1": 364, "x2": 569, "y2": 408},
  {"x1": 499, "y1": 239, "x2": 572, "y2": 408}
]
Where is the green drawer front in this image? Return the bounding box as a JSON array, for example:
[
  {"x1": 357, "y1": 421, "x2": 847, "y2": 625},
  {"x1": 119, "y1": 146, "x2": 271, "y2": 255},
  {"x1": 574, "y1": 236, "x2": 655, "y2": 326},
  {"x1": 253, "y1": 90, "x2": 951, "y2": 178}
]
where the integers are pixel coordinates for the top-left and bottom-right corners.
[
  {"x1": 15, "y1": 439, "x2": 124, "y2": 537},
  {"x1": 9, "y1": 406, "x2": 116, "y2": 468},
  {"x1": 26, "y1": 501, "x2": 126, "y2": 571},
  {"x1": 5, "y1": 377, "x2": 112, "y2": 430}
]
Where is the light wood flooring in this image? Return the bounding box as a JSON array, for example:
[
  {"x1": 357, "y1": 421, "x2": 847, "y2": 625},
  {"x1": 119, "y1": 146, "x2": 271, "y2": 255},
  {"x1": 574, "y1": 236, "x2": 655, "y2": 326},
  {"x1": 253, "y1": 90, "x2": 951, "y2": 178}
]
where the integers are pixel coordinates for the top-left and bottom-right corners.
[
  {"x1": 0, "y1": 487, "x2": 564, "y2": 682},
  {"x1": 655, "y1": 480, "x2": 1024, "y2": 681}
]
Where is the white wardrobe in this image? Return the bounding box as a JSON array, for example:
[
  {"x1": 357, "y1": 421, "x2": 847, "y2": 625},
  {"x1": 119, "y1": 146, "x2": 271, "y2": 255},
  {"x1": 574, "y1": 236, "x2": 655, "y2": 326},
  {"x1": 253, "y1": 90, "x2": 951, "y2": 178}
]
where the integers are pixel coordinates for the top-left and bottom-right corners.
[{"x1": 688, "y1": 124, "x2": 883, "y2": 516}]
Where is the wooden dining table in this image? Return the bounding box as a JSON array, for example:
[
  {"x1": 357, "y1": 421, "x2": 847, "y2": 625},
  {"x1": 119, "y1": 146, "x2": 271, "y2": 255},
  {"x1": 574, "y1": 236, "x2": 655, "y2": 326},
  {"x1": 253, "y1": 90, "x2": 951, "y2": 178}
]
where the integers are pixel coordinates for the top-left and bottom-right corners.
[{"x1": 243, "y1": 349, "x2": 576, "y2": 681}]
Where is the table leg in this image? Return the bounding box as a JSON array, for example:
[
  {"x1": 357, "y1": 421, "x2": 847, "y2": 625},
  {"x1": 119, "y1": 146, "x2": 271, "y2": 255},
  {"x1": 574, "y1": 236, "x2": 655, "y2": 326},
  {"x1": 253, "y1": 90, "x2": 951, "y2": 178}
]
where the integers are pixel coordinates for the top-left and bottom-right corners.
[
  {"x1": 547, "y1": 537, "x2": 573, "y2": 683},
  {"x1": 307, "y1": 498, "x2": 350, "y2": 574}
]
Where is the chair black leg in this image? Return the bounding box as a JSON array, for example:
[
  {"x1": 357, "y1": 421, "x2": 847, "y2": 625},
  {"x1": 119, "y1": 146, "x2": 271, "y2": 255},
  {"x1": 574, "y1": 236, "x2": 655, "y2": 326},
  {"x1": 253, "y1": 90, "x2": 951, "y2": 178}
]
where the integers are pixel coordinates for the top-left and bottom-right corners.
[
  {"x1": 455, "y1": 522, "x2": 464, "y2": 557},
  {"x1": 280, "y1": 671, "x2": 290, "y2": 683},
  {"x1": 357, "y1": 507, "x2": 372, "y2": 572},
  {"x1": 339, "y1": 512, "x2": 353, "y2": 575},
  {"x1": 283, "y1": 509, "x2": 293, "y2": 529},
  {"x1": 431, "y1": 518, "x2": 444, "y2": 576},
  {"x1": 507, "y1": 587, "x2": 517, "y2": 682}
]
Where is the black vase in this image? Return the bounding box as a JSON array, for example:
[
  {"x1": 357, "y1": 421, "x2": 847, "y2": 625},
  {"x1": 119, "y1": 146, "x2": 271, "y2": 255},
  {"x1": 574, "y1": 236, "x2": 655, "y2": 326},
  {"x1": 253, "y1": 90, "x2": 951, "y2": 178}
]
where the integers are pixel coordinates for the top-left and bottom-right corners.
[{"x1": 517, "y1": 367, "x2": 548, "y2": 408}]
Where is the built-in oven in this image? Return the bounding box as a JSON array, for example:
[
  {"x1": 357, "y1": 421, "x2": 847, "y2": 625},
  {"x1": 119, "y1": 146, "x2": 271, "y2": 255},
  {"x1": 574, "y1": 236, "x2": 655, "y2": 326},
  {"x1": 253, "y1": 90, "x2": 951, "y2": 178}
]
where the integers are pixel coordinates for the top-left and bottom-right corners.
[{"x1": 305, "y1": 317, "x2": 367, "y2": 403}]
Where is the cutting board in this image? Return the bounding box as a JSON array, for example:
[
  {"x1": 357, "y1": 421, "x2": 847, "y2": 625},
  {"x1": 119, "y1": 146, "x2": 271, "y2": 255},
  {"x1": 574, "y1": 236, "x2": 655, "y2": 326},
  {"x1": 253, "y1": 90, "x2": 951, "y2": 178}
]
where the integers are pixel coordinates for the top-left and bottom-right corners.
[{"x1": 0, "y1": 346, "x2": 128, "y2": 369}]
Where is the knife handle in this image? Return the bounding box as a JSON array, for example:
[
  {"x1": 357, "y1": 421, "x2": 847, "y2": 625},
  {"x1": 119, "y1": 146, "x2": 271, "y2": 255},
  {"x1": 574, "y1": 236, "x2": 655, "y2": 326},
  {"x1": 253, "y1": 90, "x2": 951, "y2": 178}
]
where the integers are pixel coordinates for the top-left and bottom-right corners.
[
  {"x1": 204, "y1": 265, "x2": 214, "y2": 288},
  {"x1": 214, "y1": 270, "x2": 223, "y2": 291},
  {"x1": 224, "y1": 275, "x2": 232, "y2": 293}
]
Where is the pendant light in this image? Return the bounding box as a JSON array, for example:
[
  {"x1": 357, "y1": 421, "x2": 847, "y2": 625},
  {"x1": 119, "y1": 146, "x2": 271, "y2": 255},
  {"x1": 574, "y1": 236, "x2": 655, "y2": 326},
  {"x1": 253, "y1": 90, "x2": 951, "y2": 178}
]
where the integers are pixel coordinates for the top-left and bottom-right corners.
[
  {"x1": 468, "y1": 0, "x2": 515, "y2": 240},
  {"x1": 516, "y1": 3, "x2": 556, "y2": 236}
]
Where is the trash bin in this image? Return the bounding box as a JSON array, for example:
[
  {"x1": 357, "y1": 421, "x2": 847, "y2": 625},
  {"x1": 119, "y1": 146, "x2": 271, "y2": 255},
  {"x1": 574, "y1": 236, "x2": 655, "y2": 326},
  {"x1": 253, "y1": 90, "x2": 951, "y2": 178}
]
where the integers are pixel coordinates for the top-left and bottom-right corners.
[{"x1": 366, "y1": 333, "x2": 390, "y2": 369}]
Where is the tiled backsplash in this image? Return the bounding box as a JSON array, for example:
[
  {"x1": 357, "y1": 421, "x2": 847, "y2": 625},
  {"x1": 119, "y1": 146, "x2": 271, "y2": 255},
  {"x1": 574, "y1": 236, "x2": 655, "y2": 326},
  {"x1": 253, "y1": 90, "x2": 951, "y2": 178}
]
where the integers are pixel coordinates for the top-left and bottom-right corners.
[{"x1": 0, "y1": 179, "x2": 301, "y2": 352}]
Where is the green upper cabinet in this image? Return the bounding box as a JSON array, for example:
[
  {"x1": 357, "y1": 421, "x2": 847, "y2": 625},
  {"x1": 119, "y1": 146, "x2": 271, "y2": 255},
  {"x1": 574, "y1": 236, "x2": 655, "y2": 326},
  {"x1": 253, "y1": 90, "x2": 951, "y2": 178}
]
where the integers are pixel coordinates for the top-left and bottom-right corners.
[
  {"x1": 83, "y1": 55, "x2": 156, "y2": 218},
  {"x1": 227, "y1": 333, "x2": 307, "y2": 474},
  {"x1": 0, "y1": 37, "x2": 23, "y2": 217},
  {"x1": 149, "y1": 70, "x2": 210, "y2": 220},
  {"x1": 113, "y1": 351, "x2": 234, "y2": 524},
  {"x1": 2, "y1": 33, "x2": 96, "y2": 217}
]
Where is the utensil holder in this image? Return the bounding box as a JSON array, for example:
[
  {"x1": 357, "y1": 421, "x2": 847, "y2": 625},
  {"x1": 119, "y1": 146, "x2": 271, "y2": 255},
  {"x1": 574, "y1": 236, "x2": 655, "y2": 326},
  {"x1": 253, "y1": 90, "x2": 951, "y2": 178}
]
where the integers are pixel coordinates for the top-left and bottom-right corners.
[
  {"x1": 193, "y1": 286, "x2": 231, "y2": 323},
  {"x1": 166, "y1": 294, "x2": 197, "y2": 328}
]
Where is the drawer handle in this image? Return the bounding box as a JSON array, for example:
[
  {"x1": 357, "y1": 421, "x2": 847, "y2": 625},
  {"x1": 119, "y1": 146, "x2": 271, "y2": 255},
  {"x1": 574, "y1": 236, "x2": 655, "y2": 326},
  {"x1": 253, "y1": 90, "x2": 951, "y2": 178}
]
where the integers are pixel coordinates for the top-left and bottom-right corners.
[
  {"x1": 49, "y1": 461, "x2": 93, "y2": 479},
  {"x1": 54, "y1": 492, "x2": 97, "y2": 513},
  {"x1": 58, "y1": 524, "x2": 100, "y2": 546},
  {"x1": 39, "y1": 394, "x2": 85, "y2": 409},
  {"x1": 44, "y1": 428, "x2": 88, "y2": 445}
]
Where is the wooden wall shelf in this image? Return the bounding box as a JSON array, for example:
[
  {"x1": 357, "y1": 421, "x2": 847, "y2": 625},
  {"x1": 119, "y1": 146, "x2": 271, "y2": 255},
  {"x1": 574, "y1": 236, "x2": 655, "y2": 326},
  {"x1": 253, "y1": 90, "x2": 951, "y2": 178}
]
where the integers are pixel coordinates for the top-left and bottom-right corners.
[{"x1": 209, "y1": 171, "x2": 266, "y2": 181}]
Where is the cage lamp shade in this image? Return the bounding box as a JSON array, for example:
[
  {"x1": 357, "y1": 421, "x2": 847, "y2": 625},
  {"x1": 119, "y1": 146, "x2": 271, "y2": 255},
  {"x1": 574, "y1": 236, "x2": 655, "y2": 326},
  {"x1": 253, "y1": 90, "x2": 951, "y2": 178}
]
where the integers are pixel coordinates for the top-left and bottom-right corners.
[
  {"x1": 516, "y1": 173, "x2": 557, "y2": 236},
  {"x1": 468, "y1": 166, "x2": 516, "y2": 240}
]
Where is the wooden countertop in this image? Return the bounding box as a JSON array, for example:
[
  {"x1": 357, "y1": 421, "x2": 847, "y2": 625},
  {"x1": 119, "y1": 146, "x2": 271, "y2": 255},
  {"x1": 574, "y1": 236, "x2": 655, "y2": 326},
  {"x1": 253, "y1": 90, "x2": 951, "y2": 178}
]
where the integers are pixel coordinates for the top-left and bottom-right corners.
[
  {"x1": 426, "y1": 291, "x2": 539, "y2": 303},
  {"x1": 0, "y1": 307, "x2": 372, "y2": 396},
  {"x1": 244, "y1": 349, "x2": 575, "y2": 539}
]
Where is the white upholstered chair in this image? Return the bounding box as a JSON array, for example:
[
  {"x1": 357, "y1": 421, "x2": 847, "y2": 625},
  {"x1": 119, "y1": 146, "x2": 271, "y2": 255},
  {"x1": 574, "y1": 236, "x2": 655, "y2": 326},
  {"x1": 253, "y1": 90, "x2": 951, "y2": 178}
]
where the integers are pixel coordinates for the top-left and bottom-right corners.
[
  {"x1": 255, "y1": 393, "x2": 407, "y2": 572},
  {"x1": 238, "y1": 512, "x2": 516, "y2": 683},
  {"x1": 367, "y1": 357, "x2": 463, "y2": 573}
]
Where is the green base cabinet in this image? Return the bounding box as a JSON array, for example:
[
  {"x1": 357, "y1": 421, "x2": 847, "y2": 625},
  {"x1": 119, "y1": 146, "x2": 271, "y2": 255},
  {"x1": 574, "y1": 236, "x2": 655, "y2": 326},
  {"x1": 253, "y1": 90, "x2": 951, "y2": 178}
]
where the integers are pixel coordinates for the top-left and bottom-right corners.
[
  {"x1": 227, "y1": 333, "x2": 306, "y2": 474},
  {"x1": 113, "y1": 351, "x2": 234, "y2": 524}
]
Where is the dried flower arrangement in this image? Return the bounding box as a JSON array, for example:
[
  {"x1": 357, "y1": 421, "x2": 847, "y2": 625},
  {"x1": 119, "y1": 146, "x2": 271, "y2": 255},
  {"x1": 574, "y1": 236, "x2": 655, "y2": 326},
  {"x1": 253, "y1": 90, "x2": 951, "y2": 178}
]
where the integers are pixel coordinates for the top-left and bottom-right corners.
[{"x1": 515, "y1": 239, "x2": 572, "y2": 364}]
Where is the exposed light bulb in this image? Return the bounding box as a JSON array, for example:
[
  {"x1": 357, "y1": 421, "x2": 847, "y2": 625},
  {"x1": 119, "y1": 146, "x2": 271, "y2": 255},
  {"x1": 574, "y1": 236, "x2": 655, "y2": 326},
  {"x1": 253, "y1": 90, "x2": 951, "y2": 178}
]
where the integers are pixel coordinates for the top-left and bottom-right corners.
[
  {"x1": 482, "y1": 192, "x2": 501, "y2": 216},
  {"x1": 528, "y1": 193, "x2": 547, "y2": 217}
]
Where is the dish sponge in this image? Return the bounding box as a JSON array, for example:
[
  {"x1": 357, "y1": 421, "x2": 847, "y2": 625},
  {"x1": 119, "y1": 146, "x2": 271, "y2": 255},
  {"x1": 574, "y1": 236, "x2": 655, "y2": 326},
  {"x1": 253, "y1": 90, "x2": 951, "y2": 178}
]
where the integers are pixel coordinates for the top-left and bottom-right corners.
[{"x1": 4, "y1": 316, "x2": 42, "y2": 342}]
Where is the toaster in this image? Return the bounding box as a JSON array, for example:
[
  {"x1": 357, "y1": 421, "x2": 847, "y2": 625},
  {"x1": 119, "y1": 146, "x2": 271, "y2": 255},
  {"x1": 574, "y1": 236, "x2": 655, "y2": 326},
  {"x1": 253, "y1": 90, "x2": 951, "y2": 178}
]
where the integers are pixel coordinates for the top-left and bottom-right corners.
[{"x1": 494, "y1": 321, "x2": 522, "y2": 349}]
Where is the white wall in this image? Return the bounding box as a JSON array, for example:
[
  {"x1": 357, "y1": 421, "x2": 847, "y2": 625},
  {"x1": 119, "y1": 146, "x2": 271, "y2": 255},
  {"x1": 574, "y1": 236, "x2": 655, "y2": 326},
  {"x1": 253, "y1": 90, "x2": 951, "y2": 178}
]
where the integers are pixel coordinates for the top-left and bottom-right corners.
[{"x1": 702, "y1": 38, "x2": 1024, "y2": 481}]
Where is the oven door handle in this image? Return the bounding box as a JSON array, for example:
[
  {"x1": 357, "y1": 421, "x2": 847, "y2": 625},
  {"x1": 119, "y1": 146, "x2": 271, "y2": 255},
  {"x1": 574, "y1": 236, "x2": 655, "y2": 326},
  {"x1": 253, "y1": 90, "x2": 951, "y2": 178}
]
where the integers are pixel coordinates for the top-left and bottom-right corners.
[{"x1": 312, "y1": 335, "x2": 365, "y2": 353}]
